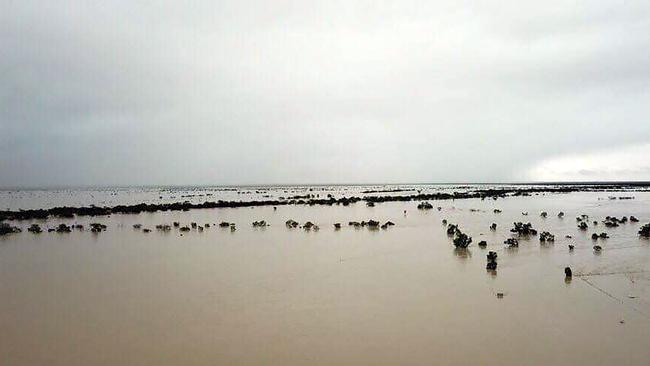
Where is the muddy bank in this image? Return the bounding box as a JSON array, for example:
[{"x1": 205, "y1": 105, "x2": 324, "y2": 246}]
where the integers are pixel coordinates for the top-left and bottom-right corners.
[{"x1": 0, "y1": 184, "x2": 643, "y2": 221}]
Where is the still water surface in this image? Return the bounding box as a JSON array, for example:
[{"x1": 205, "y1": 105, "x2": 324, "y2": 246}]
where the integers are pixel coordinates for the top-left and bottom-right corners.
[{"x1": 1, "y1": 189, "x2": 649, "y2": 365}]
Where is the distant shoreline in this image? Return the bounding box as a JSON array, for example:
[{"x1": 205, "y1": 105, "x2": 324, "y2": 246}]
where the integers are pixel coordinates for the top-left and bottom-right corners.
[
  {"x1": 2, "y1": 181, "x2": 650, "y2": 191},
  {"x1": 1, "y1": 184, "x2": 644, "y2": 221}
]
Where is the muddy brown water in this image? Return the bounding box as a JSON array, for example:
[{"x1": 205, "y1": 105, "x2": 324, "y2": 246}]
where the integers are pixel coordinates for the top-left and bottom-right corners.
[{"x1": 1, "y1": 191, "x2": 650, "y2": 365}]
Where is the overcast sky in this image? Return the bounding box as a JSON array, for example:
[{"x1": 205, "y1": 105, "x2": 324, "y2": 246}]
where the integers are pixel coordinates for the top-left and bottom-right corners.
[{"x1": 1, "y1": 0, "x2": 649, "y2": 187}]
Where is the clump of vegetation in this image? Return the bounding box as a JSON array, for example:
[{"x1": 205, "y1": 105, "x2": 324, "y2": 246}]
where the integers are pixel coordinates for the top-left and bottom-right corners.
[
  {"x1": 445, "y1": 223, "x2": 471, "y2": 248},
  {"x1": 490, "y1": 223, "x2": 497, "y2": 230},
  {"x1": 27, "y1": 224, "x2": 42, "y2": 233},
  {"x1": 504, "y1": 238, "x2": 519, "y2": 247},
  {"x1": 56, "y1": 224, "x2": 72, "y2": 233},
  {"x1": 446, "y1": 224, "x2": 459, "y2": 235},
  {"x1": 486, "y1": 251, "x2": 498, "y2": 270},
  {"x1": 592, "y1": 232, "x2": 609, "y2": 240},
  {"x1": 578, "y1": 221, "x2": 588, "y2": 230},
  {"x1": 453, "y1": 231, "x2": 472, "y2": 248},
  {"x1": 639, "y1": 223, "x2": 650, "y2": 238},
  {"x1": 367, "y1": 220, "x2": 380, "y2": 228},
  {"x1": 417, "y1": 202, "x2": 433, "y2": 210},
  {"x1": 90, "y1": 223, "x2": 107, "y2": 233},
  {"x1": 540, "y1": 211, "x2": 548, "y2": 218},
  {"x1": 252, "y1": 220, "x2": 268, "y2": 227},
  {"x1": 302, "y1": 221, "x2": 314, "y2": 230},
  {"x1": 380, "y1": 221, "x2": 395, "y2": 229},
  {"x1": 510, "y1": 222, "x2": 537, "y2": 236},
  {"x1": 156, "y1": 224, "x2": 172, "y2": 231},
  {"x1": 0, "y1": 222, "x2": 21, "y2": 235},
  {"x1": 539, "y1": 231, "x2": 555, "y2": 242},
  {"x1": 487, "y1": 251, "x2": 498, "y2": 261},
  {"x1": 604, "y1": 216, "x2": 630, "y2": 227}
]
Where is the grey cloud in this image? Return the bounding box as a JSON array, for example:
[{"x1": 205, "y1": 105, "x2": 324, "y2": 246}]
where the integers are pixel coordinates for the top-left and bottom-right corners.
[{"x1": 2, "y1": 0, "x2": 650, "y2": 186}]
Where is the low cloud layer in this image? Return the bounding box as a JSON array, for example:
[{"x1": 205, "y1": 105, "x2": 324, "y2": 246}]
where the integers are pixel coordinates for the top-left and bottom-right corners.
[
  {"x1": 2, "y1": 1, "x2": 650, "y2": 186},
  {"x1": 525, "y1": 143, "x2": 650, "y2": 182}
]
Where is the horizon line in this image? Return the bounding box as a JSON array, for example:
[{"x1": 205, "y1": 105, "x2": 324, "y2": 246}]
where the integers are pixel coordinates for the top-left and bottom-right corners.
[{"x1": 2, "y1": 180, "x2": 650, "y2": 190}]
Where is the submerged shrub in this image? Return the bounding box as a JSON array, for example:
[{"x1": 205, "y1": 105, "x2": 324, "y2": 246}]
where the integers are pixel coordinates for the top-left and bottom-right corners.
[
  {"x1": 0, "y1": 222, "x2": 21, "y2": 235},
  {"x1": 639, "y1": 223, "x2": 650, "y2": 238},
  {"x1": 539, "y1": 231, "x2": 555, "y2": 242},
  {"x1": 453, "y1": 231, "x2": 472, "y2": 248},
  {"x1": 510, "y1": 222, "x2": 537, "y2": 236}
]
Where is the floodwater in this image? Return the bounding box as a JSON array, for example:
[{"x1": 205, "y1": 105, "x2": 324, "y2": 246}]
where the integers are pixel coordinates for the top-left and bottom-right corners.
[{"x1": 1, "y1": 188, "x2": 650, "y2": 365}]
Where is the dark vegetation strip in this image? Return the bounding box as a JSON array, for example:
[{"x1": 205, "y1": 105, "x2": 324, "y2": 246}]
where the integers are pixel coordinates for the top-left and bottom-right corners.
[
  {"x1": 0, "y1": 184, "x2": 643, "y2": 221},
  {"x1": 360, "y1": 188, "x2": 414, "y2": 194}
]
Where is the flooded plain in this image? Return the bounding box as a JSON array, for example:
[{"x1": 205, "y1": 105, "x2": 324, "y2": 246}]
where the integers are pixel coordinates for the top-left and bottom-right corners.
[{"x1": 1, "y1": 187, "x2": 650, "y2": 365}]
